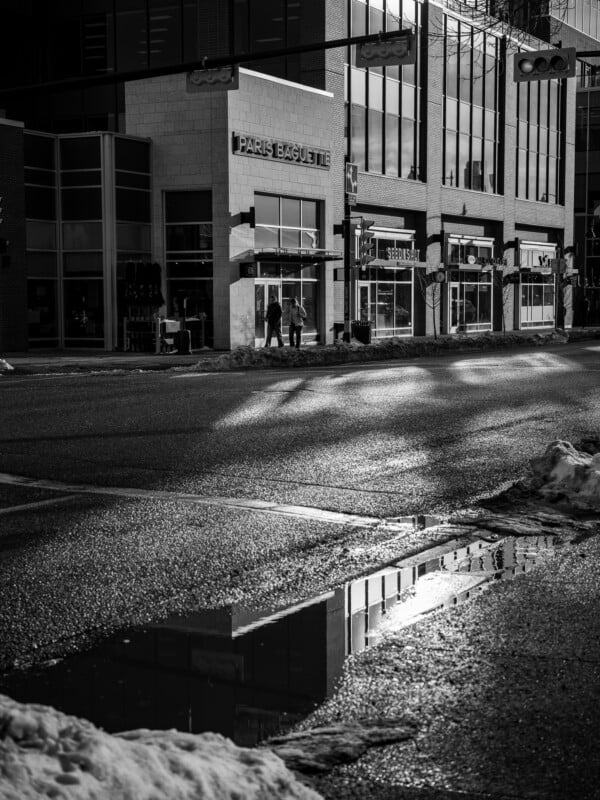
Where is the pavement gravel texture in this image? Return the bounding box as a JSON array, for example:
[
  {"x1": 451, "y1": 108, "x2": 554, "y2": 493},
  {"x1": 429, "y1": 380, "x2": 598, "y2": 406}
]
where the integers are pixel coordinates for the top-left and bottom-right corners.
[{"x1": 289, "y1": 495, "x2": 600, "y2": 800}]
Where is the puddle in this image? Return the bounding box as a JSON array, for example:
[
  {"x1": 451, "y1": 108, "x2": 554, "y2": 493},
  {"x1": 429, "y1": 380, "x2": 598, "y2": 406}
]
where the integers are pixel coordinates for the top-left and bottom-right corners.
[{"x1": 0, "y1": 533, "x2": 556, "y2": 746}]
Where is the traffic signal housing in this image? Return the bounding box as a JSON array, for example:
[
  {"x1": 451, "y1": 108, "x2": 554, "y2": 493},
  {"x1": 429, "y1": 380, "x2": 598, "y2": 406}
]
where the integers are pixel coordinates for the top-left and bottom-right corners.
[
  {"x1": 359, "y1": 219, "x2": 376, "y2": 267},
  {"x1": 513, "y1": 48, "x2": 576, "y2": 82}
]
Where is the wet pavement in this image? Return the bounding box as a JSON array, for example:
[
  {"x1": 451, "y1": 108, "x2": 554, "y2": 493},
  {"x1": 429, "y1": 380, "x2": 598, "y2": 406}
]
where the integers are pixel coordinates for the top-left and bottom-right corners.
[
  {"x1": 0, "y1": 527, "x2": 557, "y2": 744},
  {"x1": 0, "y1": 478, "x2": 599, "y2": 798},
  {"x1": 297, "y1": 503, "x2": 600, "y2": 800},
  {"x1": 0, "y1": 518, "x2": 589, "y2": 798}
]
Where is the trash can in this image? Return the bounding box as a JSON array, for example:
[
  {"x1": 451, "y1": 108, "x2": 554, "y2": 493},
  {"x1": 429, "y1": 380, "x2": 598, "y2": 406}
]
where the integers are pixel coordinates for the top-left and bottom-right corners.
[
  {"x1": 351, "y1": 320, "x2": 372, "y2": 344},
  {"x1": 174, "y1": 329, "x2": 192, "y2": 355}
]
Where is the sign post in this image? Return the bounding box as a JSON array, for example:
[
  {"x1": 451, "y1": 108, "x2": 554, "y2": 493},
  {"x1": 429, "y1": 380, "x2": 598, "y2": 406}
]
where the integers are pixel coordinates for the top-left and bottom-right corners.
[{"x1": 342, "y1": 162, "x2": 359, "y2": 343}]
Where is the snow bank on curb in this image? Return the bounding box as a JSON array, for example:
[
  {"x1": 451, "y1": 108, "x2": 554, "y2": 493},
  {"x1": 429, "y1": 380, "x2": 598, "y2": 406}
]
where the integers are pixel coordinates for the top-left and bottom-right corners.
[
  {"x1": 0, "y1": 694, "x2": 322, "y2": 800},
  {"x1": 186, "y1": 329, "x2": 584, "y2": 373},
  {"x1": 528, "y1": 439, "x2": 600, "y2": 508},
  {"x1": 0, "y1": 359, "x2": 14, "y2": 372}
]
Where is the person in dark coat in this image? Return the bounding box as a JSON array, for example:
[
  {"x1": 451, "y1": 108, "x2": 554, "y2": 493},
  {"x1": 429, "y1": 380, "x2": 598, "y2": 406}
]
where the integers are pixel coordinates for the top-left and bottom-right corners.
[{"x1": 264, "y1": 294, "x2": 284, "y2": 347}]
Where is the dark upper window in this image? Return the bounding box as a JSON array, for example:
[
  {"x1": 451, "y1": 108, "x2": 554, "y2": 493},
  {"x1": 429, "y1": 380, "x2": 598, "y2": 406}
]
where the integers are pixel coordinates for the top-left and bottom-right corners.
[
  {"x1": 442, "y1": 15, "x2": 500, "y2": 194},
  {"x1": 516, "y1": 76, "x2": 563, "y2": 204},
  {"x1": 347, "y1": 0, "x2": 421, "y2": 180},
  {"x1": 234, "y1": 0, "x2": 326, "y2": 89}
]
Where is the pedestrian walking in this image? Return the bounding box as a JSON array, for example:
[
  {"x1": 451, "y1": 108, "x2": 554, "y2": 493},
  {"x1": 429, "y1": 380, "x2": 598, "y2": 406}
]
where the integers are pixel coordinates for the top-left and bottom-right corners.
[
  {"x1": 288, "y1": 297, "x2": 307, "y2": 349},
  {"x1": 264, "y1": 294, "x2": 284, "y2": 347}
]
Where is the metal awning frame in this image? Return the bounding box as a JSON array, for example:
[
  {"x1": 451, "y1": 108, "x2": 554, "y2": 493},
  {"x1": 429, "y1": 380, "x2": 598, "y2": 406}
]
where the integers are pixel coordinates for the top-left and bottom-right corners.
[{"x1": 234, "y1": 247, "x2": 342, "y2": 263}]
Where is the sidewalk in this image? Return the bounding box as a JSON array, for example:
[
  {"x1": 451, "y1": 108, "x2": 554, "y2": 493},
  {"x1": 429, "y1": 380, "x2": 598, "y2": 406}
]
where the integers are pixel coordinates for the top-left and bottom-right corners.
[
  {"x1": 0, "y1": 348, "x2": 222, "y2": 374},
  {"x1": 2, "y1": 327, "x2": 599, "y2": 376}
]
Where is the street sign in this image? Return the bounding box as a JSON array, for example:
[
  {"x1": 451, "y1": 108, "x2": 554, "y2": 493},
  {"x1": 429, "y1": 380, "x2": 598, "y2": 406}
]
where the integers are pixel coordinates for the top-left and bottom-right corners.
[
  {"x1": 345, "y1": 161, "x2": 358, "y2": 207},
  {"x1": 356, "y1": 33, "x2": 415, "y2": 68},
  {"x1": 513, "y1": 48, "x2": 576, "y2": 82}
]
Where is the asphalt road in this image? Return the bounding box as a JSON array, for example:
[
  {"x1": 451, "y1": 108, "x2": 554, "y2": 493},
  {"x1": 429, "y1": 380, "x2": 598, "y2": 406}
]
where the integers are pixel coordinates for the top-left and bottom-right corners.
[
  {"x1": 1, "y1": 341, "x2": 599, "y2": 669},
  {"x1": 2, "y1": 341, "x2": 600, "y2": 515}
]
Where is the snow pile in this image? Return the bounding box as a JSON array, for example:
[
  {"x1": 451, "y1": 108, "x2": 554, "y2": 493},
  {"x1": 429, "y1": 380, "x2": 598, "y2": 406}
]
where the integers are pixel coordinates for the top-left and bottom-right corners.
[
  {"x1": 0, "y1": 694, "x2": 322, "y2": 800},
  {"x1": 0, "y1": 359, "x2": 14, "y2": 372},
  {"x1": 528, "y1": 439, "x2": 600, "y2": 508},
  {"x1": 187, "y1": 329, "x2": 588, "y2": 373}
]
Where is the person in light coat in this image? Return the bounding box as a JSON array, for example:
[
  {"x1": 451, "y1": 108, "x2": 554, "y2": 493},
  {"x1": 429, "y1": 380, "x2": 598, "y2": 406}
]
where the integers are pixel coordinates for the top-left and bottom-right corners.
[{"x1": 288, "y1": 297, "x2": 307, "y2": 349}]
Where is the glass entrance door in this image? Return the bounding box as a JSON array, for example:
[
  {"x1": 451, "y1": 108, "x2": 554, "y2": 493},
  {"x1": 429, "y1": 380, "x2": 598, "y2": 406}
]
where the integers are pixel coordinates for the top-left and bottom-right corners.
[
  {"x1": 358, "y1": 282, "x2": 371, "y2": 323},
  {"x1": 255, "y1": 282, "x2": 281, "y2": 347},
  {"x1": 448, "y1": 277, "x2": 492, "y2": 333},
  {"x1": 449, "y1": 283, "x2": 460, "y2": 333}
]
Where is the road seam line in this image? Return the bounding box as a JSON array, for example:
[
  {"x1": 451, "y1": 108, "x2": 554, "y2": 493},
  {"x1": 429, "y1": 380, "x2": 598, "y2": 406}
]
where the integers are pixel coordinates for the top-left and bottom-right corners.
[
  {"x1": 0, "y1": 495, "x2": 79, "y2": 517},
  {"x1": 0, "y1": 472, "x2": 390, "y2": 528}
]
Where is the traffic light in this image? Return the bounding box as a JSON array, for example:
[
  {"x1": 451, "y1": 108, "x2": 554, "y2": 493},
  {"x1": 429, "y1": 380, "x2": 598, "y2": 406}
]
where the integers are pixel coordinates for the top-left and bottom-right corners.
[
  {"x1": 359, "y1": 219, "x2": 376, "y2": 267},
  {"x1": 513, "y1": 48, "x2": 576, "y2": 82},
  {"x1": 356, "y1": 32, "x2": 415, "y2": 68},
  {"x1": 187, "y1": 65, "x2": 238, "y2": 91}
]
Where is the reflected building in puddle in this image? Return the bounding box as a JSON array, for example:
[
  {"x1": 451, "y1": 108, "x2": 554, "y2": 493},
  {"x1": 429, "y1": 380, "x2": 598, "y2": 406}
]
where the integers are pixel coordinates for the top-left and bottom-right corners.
[{"x1": 0, "y1": 534, "x2": 555, "y2": 745}]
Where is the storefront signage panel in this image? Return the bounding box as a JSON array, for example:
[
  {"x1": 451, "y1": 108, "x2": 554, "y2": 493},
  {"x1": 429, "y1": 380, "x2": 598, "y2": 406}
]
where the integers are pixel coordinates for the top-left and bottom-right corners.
[
  {"x1": 370, "y1": 248, "x2": 420, "y2": 268},
  {"x1": 232, "y1": 133, "x2": 331, "y2": 169}
]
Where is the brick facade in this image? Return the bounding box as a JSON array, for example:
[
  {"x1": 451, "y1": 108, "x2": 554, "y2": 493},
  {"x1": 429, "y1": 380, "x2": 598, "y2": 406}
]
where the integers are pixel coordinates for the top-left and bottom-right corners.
[{"x1": 126, "y1": 68, "x2": 343, "y2": 348}]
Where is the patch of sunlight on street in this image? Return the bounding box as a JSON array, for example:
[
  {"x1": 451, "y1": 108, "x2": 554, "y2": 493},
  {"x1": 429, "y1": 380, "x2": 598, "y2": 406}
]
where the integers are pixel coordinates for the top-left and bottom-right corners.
[
  {"x1": 449, "y1": 350, "x2": 580, "y2": 385},
  {"x1": 213, "y1": 378, "x2": 308, "y2": 428},
  {"x1": 213, "y1": 369, "x2": 441, "y2": 430}
]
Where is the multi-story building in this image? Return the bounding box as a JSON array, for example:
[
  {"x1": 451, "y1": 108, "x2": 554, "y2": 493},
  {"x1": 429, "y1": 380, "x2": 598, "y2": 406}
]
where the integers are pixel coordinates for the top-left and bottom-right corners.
[
  {"x1": 546, "y1": 0, "x2": 600, "y2": 325},
  {"x1": 0, "y1": 0, "x2": 591, "y2": 352}
]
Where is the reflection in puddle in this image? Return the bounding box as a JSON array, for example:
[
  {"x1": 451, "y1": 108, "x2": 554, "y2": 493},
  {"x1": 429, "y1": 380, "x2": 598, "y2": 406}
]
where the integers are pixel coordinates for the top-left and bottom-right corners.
[{"x1": 0, "y1": 534, "x2": 555, "y2": 746}]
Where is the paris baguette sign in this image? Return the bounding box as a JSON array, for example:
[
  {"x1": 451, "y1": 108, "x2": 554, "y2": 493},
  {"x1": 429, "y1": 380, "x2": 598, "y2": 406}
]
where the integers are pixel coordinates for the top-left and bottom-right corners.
[{"x1": 232, "y1": 132, "x2": 331, "y2": 169}]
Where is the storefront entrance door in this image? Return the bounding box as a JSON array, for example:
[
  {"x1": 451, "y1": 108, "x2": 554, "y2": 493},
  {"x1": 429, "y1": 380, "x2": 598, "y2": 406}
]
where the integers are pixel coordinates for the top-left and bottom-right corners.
[
  {"x1": 449, "y1": 283, "x2": 460, "y2": 333},
  {"x1": 255, "y1": 282, "x2": 281, "y2": 347},
  {"x1": 358, "y1": 283, "x2": 371, "y2": 323}
]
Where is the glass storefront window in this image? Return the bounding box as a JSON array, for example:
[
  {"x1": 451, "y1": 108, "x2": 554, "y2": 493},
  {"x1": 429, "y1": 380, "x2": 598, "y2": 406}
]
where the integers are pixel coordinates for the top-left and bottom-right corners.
[
  {"x1": 61, "y1": 188, "x2": 102, "y2": 220},
  {"x1": 63, "y1": 222, "x2": 103, "y2": 250},
  {"x1": 26, "y1": 221, "x2": 57, "y2": 251},
  {"x1": 395, "y1": 283, "x2": 411, "y2": 327},
  {"x1": 64, "y1": 278, "x2": 104, "y2": 341},
  {"x1": 255, "y1": 194, "x2": 321, "y2": 251},
  {"x1": 164, "y1": 190, "x2": 213, "y2": 347},
  {"x1": 254, "y1": 262, "x2": 320, "y2": 341},
  {"x1": 357, "y1": 230, "x2": 415, "y2": 337},
  {"x1": 166, "y1": 223, "x2": 212, "y2": 254},
  {"x1": 63, "y1": 253, "x2": 103, "y2": 276},
  {"x1": 28, "y1": 279, "x2": 59, "y2": 342},
  {"x1": 520, "y1": 278, "x2": 555, "y2": 327},
  {"x1": 26, "y1": 187, "x2": 57, "y2": 220}
]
